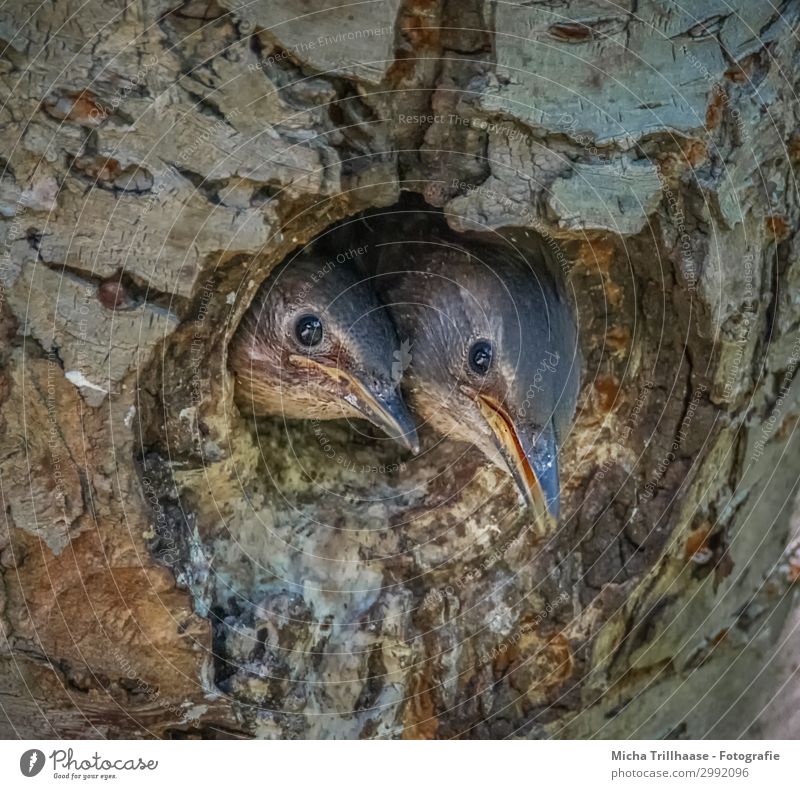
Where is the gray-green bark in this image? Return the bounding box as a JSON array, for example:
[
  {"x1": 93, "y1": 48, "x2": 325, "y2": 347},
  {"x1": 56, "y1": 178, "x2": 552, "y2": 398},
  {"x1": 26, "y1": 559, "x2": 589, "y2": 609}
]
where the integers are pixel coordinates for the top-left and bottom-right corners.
[{"x1": 1, "y1": 0, "x2": 799, "y2": 738}]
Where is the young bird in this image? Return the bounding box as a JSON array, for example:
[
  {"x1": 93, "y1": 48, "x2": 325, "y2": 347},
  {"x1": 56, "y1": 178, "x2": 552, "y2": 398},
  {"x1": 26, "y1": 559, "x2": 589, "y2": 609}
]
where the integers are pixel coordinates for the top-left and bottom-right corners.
[
  {"x1": 379, "y1": 235, "x2": 580, "y2": 522},
  {"x1": 229, "y1": 254, "x2": 419, "y2": 453}
]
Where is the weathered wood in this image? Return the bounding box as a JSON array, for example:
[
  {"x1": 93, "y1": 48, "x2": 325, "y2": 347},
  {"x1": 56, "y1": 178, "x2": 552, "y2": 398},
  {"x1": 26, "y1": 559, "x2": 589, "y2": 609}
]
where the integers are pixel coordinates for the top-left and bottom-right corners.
[{"x1": 1, "y1": 0, "x2": 799, "y2": 738}]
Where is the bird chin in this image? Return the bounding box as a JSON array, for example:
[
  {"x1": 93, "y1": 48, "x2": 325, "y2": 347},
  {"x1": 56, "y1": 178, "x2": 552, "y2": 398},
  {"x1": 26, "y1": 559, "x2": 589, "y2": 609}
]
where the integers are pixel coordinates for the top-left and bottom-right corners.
[
  {"x1": 288, "y1": 354, "x2": 419, "y2": 453},
  {"x1": 281, "y1": 355, "x2": 359, "y2": 417}
]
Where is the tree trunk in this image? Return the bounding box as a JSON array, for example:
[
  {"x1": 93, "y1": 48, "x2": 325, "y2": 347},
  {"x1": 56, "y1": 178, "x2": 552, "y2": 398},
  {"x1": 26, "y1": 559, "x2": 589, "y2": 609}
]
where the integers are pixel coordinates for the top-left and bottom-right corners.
[{"x1": 1, "y1": 0, "x2": 799, "y2": 739}]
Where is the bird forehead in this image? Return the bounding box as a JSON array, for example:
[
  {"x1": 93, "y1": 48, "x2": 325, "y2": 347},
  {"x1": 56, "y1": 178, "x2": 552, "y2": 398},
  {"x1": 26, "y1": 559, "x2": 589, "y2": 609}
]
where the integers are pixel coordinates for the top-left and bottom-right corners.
[{"x1": 272, "y1": 269, "x2": 384, "y2": 332}]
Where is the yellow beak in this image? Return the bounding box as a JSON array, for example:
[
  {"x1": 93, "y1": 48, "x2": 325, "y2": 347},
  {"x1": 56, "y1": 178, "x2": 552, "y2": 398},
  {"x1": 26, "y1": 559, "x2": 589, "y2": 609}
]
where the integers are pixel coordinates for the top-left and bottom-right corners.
[{"x1": 475, "y1": 393, "x2": 559, "y2": 528}]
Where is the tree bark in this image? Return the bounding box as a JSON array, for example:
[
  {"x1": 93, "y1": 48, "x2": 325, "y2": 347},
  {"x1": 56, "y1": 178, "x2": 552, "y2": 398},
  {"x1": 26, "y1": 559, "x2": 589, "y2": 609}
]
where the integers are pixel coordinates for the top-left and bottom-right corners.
[{"x1": 1, "y1": 0, "x2": 800, "y2": 738}]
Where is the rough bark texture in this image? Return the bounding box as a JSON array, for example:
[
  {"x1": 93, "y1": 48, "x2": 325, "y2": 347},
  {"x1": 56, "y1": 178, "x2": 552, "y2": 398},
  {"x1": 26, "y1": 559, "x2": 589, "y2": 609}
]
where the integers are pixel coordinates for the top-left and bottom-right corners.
[{"x1": 1, "y1": 0, "x2": 800, "y2": 738}]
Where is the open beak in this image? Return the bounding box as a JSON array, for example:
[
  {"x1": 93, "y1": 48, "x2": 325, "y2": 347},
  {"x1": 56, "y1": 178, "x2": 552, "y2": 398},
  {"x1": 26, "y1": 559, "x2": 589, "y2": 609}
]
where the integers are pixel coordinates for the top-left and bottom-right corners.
[
  {"x1": 290, "y1": 355, "x2": 420, "y2": 453},
  {"x1": 475, "y1": 394, "x2": 560, "y2": 525}
]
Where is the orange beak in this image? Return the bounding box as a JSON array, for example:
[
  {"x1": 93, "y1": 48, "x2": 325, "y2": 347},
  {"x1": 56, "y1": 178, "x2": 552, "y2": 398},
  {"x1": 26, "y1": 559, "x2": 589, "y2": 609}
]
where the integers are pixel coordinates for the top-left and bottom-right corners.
[{"x1": 475, "y1": 393, "x2": 559, "y2": 527}]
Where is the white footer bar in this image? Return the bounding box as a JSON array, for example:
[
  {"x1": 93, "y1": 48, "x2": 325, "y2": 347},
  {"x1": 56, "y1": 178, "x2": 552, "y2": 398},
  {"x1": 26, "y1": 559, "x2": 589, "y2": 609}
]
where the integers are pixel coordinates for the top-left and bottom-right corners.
[{"x1": 0, "y1": 740, "x2": 794, "y2": 788}]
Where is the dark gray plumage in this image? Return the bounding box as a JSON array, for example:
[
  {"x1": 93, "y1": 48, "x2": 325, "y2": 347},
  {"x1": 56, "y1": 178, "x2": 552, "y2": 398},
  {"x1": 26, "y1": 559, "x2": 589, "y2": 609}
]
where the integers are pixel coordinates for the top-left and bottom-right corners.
[
  {"x1": 229, "y1": 254, "x2": 419, "y2": 453},
  {"x1": 378, "y1": 235, "x2": 580, "y2": 520}
]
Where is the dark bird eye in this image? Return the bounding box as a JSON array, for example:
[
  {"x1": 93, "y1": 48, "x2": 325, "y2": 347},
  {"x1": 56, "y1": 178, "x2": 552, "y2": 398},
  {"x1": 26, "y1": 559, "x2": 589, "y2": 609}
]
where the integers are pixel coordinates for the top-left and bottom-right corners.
[
  {"x1": 469, "y1": 340, "x2": 493, "y2": 375},
  {"x1": 295, "y1": 314, "x2": 323, "y2": 347}
]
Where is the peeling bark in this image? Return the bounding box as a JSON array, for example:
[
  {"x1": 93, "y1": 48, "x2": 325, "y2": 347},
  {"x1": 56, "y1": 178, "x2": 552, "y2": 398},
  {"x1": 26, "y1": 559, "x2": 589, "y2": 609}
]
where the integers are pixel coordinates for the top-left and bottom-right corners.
[{"x1": 1, "y1": 0, "x2": 800, "y2": 739}]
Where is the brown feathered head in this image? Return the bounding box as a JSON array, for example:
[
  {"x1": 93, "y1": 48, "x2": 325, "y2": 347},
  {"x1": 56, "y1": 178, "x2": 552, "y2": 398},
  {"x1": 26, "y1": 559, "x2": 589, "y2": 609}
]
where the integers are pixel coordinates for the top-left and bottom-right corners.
[
  {"x1": 379, "y1": 236, "x2": 581, "y2": 521},
  {"x1": 229, "y1": 254, "x2": 419, "y2": 453}
]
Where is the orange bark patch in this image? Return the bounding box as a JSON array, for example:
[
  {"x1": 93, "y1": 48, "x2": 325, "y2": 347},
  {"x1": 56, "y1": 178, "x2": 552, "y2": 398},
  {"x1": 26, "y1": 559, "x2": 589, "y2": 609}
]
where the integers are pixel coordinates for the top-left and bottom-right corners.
[
  {"x1": 604, "y1": 280, "x2": 624, "y2": 308},
  {"x1": 75, "y1": 156, "x2": 123, "y2": 183},
  {"x1": 69, "y1": 91, "x2": 105, "y2": 122},
  {"x1": 724, "y1": 64, "x2": 748, "y2": 83},
  {"x1": 725, "y1": 50, "x2": 768, "y2": 84},
  {"x1": 776, "y1": 412, "x2": 799, "y2": 442},
  {"x1": 574, "y1": 238, "x2": 616, "y2": 275},
  {"x1": 788, "y1": 132, "x2": 800, "y2": 163},
  {"x1": 549, "y1": 22, "x2": 593, "y2": 41},
  {"x1": 402, "y1": 670, "x2": 439, "y2": 739},
  {"x1": 492, "y1": 641, "x2": 519, "y2": 676},
  {"x1": 766, "y1": 214, "x2": 790, "y2": 240},
  {"x1": 788, "y1": 553, "x2": 800, "y2": 583},
  {"x1": 593, "y1": 374, "x2": 621, "y2": 414},
  {"x1": 44, "y1": 90, "x2": 108, "y2": 126},
  {"x1": 402, "y1": 13, "x2": 440, "y2": 49},
  {"x1": 681, "y1": 140, "x2": 709, "y2": 168},
  {"x1": 605, "y1": 325, "x2": 632, "y2": 355},
  {"x1": 705, "y1": 88, "x2": 726, "y2": 130},
  {"x1": 710, "y1": 628, "x2": 729, "y2": 646},
  {"x1": 98, "y1": 280, "x2": 135, "y2": 311},
  {"x1": 388, "y1": 0, "x2": 440, "y2": 83},
  {"x1": 684, "y1": 520, "x2": 712, "y2": 562}
]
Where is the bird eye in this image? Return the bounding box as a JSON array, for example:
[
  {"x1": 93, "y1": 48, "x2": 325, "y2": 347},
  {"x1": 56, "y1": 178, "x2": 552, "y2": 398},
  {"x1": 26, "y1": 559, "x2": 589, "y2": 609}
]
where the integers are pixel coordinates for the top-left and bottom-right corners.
[
  {"x1": 295, "y1": 314, "x2": 323, "y2": 347},
  {"x1": 469, "y1": 339, "x2": 493, "y2": 375}
]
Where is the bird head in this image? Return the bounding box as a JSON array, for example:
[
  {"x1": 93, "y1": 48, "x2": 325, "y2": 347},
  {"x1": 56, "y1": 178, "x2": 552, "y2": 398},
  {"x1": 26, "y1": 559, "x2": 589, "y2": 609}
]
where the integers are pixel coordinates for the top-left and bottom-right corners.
[
  {"x1": 381, "y1": 239, "x2": 580, "y2": 523},
  {"x1": 229, "y1": 254, "x2": 419, "y2": 453}
]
